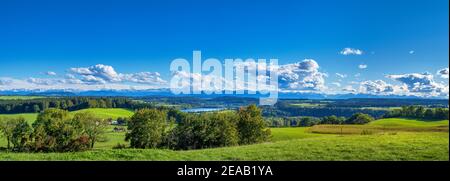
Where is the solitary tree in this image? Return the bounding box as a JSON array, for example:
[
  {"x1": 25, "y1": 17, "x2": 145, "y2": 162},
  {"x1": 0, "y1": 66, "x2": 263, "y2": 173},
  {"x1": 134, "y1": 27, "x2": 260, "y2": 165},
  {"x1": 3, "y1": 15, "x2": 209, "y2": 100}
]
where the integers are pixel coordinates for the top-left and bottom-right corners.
[
  {"x1": 237, "y1": 105, "x2": 271, "y2": 145},
  {"x1": 0, "y1": 117, "x2": 21, "y2": 149},
  {"x1": 73, "y1": 112, "x2": 108, "y2": 148},
  {"x1": 11, "y1": 118, "x2": 33, "y2": 151}
]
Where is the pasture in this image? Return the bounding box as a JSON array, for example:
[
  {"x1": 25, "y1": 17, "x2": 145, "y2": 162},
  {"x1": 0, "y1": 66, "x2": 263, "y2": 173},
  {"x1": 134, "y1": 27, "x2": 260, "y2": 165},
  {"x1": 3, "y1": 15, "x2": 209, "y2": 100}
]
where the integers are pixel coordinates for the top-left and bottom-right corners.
[
  {"x1": 0, "y1": 109, "x2": 448, "y2": 161},
  {"x1": 0, "y1": 96, "x2": 45, "y2": 100}
]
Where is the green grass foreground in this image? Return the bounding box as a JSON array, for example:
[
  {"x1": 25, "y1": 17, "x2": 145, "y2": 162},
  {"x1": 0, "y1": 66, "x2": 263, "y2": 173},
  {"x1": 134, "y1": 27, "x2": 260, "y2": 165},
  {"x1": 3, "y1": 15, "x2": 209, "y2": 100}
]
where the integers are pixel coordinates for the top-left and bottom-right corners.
[
  {"x1": 0, "y1": 109, "x2": 448, "y2": 161},
  {"x1": 0, "y1": 132, "x2": 447, "y2": 161}
]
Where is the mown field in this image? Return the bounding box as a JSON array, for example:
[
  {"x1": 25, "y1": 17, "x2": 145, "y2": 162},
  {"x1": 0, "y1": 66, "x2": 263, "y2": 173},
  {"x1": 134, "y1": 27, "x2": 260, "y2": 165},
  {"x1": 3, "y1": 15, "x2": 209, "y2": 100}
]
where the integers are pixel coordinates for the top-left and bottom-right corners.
[{"x1": 0, "y1": 109, "x2": 448, "y2": 161}]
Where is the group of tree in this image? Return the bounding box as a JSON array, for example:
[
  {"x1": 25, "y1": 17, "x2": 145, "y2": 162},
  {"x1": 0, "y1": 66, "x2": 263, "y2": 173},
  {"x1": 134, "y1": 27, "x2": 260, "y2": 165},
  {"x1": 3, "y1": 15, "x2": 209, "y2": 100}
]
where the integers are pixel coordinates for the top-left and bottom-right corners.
[
  {"x1": 383, "y1": 106, "x2": 449, "y2": 120},
  {"x1": 125, "y1": 105, "x2": 271, "y2": 150},
  {"x1": 0, "y1": 97, "x2": 155, "y2": 114},
  {"x1": 265, "y1": 113, "x2": 374, "y2": 127},
  {"x1": 263, "y1": 102, "x2": 387, "y2": 118},
  {"x1": 0, "y1": 109, "x2": 108, "y2": 152}
]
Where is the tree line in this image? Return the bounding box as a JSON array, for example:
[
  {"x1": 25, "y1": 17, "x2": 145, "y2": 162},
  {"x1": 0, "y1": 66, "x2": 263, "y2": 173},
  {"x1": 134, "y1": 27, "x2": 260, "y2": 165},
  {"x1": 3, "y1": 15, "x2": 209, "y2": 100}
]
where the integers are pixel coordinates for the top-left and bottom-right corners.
[
  {"x1": 263, "y1": 102, "x2": 388, "y2": 118},
  {"x1": 383, "y1": 106, "x2": 449, "y2": 120},
  {"x1": 265, "y1": 113, "x2": 375, "y2": 127},
  {"x1": 0, "y1": 97, "x2": 155, "y2": 114}
]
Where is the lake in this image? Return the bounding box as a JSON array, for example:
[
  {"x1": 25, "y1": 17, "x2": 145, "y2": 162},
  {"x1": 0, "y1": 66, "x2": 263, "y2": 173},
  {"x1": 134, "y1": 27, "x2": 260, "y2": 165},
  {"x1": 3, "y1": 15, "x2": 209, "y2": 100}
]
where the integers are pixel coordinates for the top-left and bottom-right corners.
[{"x1": 181, "y1": 108, "x2": 226, "y2": 113}]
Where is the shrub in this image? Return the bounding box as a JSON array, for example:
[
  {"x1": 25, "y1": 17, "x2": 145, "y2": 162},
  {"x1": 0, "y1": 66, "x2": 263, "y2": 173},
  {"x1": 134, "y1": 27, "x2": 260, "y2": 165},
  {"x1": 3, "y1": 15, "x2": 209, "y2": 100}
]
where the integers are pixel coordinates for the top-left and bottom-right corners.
[
  {"x1": 168, "y1": 112, "x2": 239, "y2": 150},
  {"x1": 73, "y1": 112, "x2": 108, "y2": 148},
  {"x1": 32, "y1": 109, "x2": 88, "y2": 152},
  {"x1": 345, "y1": 113, "x2": 374, "y2": 124},
  {"x1": 237, "y1": 105, "x2": 271, "y2": 145},
  {"x1": 113, "y1": 143, "x2": 128, "y2": 149},
  {"x1": 11, "y1": 118, "x2": 33, "y2": 151},
  {"x1": 360, "y1": 129, "x2": 373, "y2": 135},
  {"x1": 126, "y1": 109, "x2": 168, "y2": 148}
]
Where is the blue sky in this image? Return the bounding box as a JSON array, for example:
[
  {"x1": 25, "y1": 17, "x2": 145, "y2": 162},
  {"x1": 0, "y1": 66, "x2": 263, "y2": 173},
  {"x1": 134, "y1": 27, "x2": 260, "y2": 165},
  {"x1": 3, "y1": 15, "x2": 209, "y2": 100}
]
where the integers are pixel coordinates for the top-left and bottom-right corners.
[{"x1": 0, "y1": 0, "x2": 448, "y2": 97}]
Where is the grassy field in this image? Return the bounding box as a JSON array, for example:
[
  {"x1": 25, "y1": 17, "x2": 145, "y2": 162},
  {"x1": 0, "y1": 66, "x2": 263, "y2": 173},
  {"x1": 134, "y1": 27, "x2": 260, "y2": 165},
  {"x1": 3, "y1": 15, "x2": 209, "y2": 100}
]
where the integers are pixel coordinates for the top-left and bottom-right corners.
[
  {"x1": 0, "y1": 132, "x2": 447, "y2": 161},
  {"x1": 309, "y1": 118, "x2": 449, "y2": 134},
  {"x1": 0, "y1": 96, "x2": 45, "y2": 100},
  {"x1": 0, "y1": 110, "x2": 448, "y2": 161},
  {"x1": 0, "y1": 108, "x2": 134, "y2": 123},
  {"x1": 70, "y1": 108, "x2": 134, "y2": 119}
]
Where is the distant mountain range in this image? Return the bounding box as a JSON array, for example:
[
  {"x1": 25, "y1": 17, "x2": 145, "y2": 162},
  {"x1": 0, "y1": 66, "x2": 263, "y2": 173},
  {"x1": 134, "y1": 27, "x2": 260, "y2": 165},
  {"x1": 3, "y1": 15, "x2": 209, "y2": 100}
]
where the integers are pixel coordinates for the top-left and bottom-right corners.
[{"x1": 1, "y1": 89, "x2": 446, "y2": 100}]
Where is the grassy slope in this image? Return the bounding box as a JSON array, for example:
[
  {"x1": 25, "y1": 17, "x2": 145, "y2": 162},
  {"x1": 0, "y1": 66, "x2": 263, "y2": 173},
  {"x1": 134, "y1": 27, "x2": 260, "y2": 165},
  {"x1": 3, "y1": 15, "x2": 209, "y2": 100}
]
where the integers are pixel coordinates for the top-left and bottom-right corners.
[
  {"x1": 0, "y1": 108, "x2": 134, "y2": 123},
  {"x1": 70, "y1": 108, "x2": 134, "y2": 119},
  {"x1": 0, "y1": 113, "x2": 37, "y2": 124},
  {"x1": 310, "y1": 118, "x2": 449, "y2": 134},
  {"x1": 0, "y1": 132, "x2": 447, "y2": 161},
  {"x1": 369, "y1": 118, "x2": 449, "y2": 127},
  {"x1": 0, "y1": 114, "x2": 448, "y2": 161}
]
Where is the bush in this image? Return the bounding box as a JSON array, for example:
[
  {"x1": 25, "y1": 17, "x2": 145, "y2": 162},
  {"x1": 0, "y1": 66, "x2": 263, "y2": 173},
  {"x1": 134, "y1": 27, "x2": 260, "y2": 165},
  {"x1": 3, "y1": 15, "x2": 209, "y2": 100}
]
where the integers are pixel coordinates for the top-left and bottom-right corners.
[
  {"x1": 321, "y1": 115, "x2": 345, "y2": 125},
  {"x1": 237, "y1": 105, "x2": 271, "y2": 145},
  {"x1": 360, "y1": 129, "x2": 373, "y2": 135},
  {"x1": 168, "y1": 112, "x2": 239, "y2": 150},
  {"x1": 11, "y1": 118, "x2": 32, "y2": 151},
  {"x1": 113, "y1": 143, "x2": 128, "y2": 149},
  {"x1": 126, "y1": 109, "x2": 168, "y2": 148},
  {"x1": 32, "y1": 109, "x2": 89, "y2": 152},
  {"x1": 345, "y1": 113, "x2": 374, "y2": 124},
  {"x1": 298, "y1": 117, "x2": 321, "y2": 127}
]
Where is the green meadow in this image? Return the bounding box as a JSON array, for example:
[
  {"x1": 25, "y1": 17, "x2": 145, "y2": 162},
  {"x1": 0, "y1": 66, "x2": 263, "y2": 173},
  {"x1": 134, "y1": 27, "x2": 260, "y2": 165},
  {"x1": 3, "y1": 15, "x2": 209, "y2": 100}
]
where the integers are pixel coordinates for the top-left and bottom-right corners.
[
  {"x1": 0, "y1": 109, "x2": 448, "y2": 161},
  {"x1": 0, "y1": 96, "x2": 45, "y2": 100}
]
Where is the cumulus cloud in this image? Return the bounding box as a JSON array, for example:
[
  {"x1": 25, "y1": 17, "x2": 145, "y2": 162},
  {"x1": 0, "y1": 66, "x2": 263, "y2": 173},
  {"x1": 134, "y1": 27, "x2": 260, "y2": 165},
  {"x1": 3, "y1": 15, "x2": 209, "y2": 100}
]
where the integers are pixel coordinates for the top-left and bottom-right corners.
[
  {"x1": 277, "y1": 59, "x2": 327, "y2": 91},
  {"x1": 437, "y1": 68, "x2": 449, "y2": 79},
  {"x1": 171, "y1": 59, "x2": 327, "y2": 92},
  {"x1": 359, "y1": 80, "x2": 396, "y2": 94},
  {"x1": 358, "y1": 64, "x2": 368, "y2": 69},
  {"x1": 69, "y1": 64, "x2": 166, "y2": 85},
  {"x1": 387, "y1": 72, "x2": 448, "y2": 97},
  {"x1": 340, "y1": 48, "x2": 363, "y2": 55}
]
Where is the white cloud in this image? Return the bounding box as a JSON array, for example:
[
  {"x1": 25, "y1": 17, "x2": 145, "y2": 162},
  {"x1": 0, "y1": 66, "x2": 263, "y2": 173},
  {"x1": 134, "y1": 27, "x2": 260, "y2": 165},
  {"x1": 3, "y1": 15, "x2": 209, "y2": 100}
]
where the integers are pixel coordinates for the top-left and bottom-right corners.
[
  {"x1": 277, "y1": 59, "x2": 327, "y2": 91},
  {"x1": 0, "y1": 77, "x2": 162, "y2": 91},
  {"x1": 172, "y1": 59, "x2": 327, "y2": 92},
  {"x1": 359, "y1": 80, "x2": 397, "y2": 94},
  {"x1": 340, "y1": 48, "x2": 363, "y2": 55},
  {"x1": 437, "y1": 68, "x2": 449, "y2": 79},
  {"x1": 69, "y1": 64, "x2": 167, "y2": 85},
  {"x1": 387, "y1": 72, "x2": 448, "y2": 97},
  {"x1": 409, "y1": 50, "x2": 415, "y2": 54},
  {"x1": 331, "y1": 82, "x2": 341, "y2": 87},
  {"x1": 27, "y1": 78, "x2": 62, "y2": 85},
  {"x1": 358, "y1": 64, "x2": 368, "y2": 69},
  {"x1": 342, "y1": 85, "x2": 356, "y2": 93},
  {"x1": 335, "y1": 73, "x2": 347, "y2": 79},
  {"x1": 45, "y1": 71, "x2": 57, "y2": 76},
  {"x1": 0, "y1": 78, "x2": 13, "y2": 85}
]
